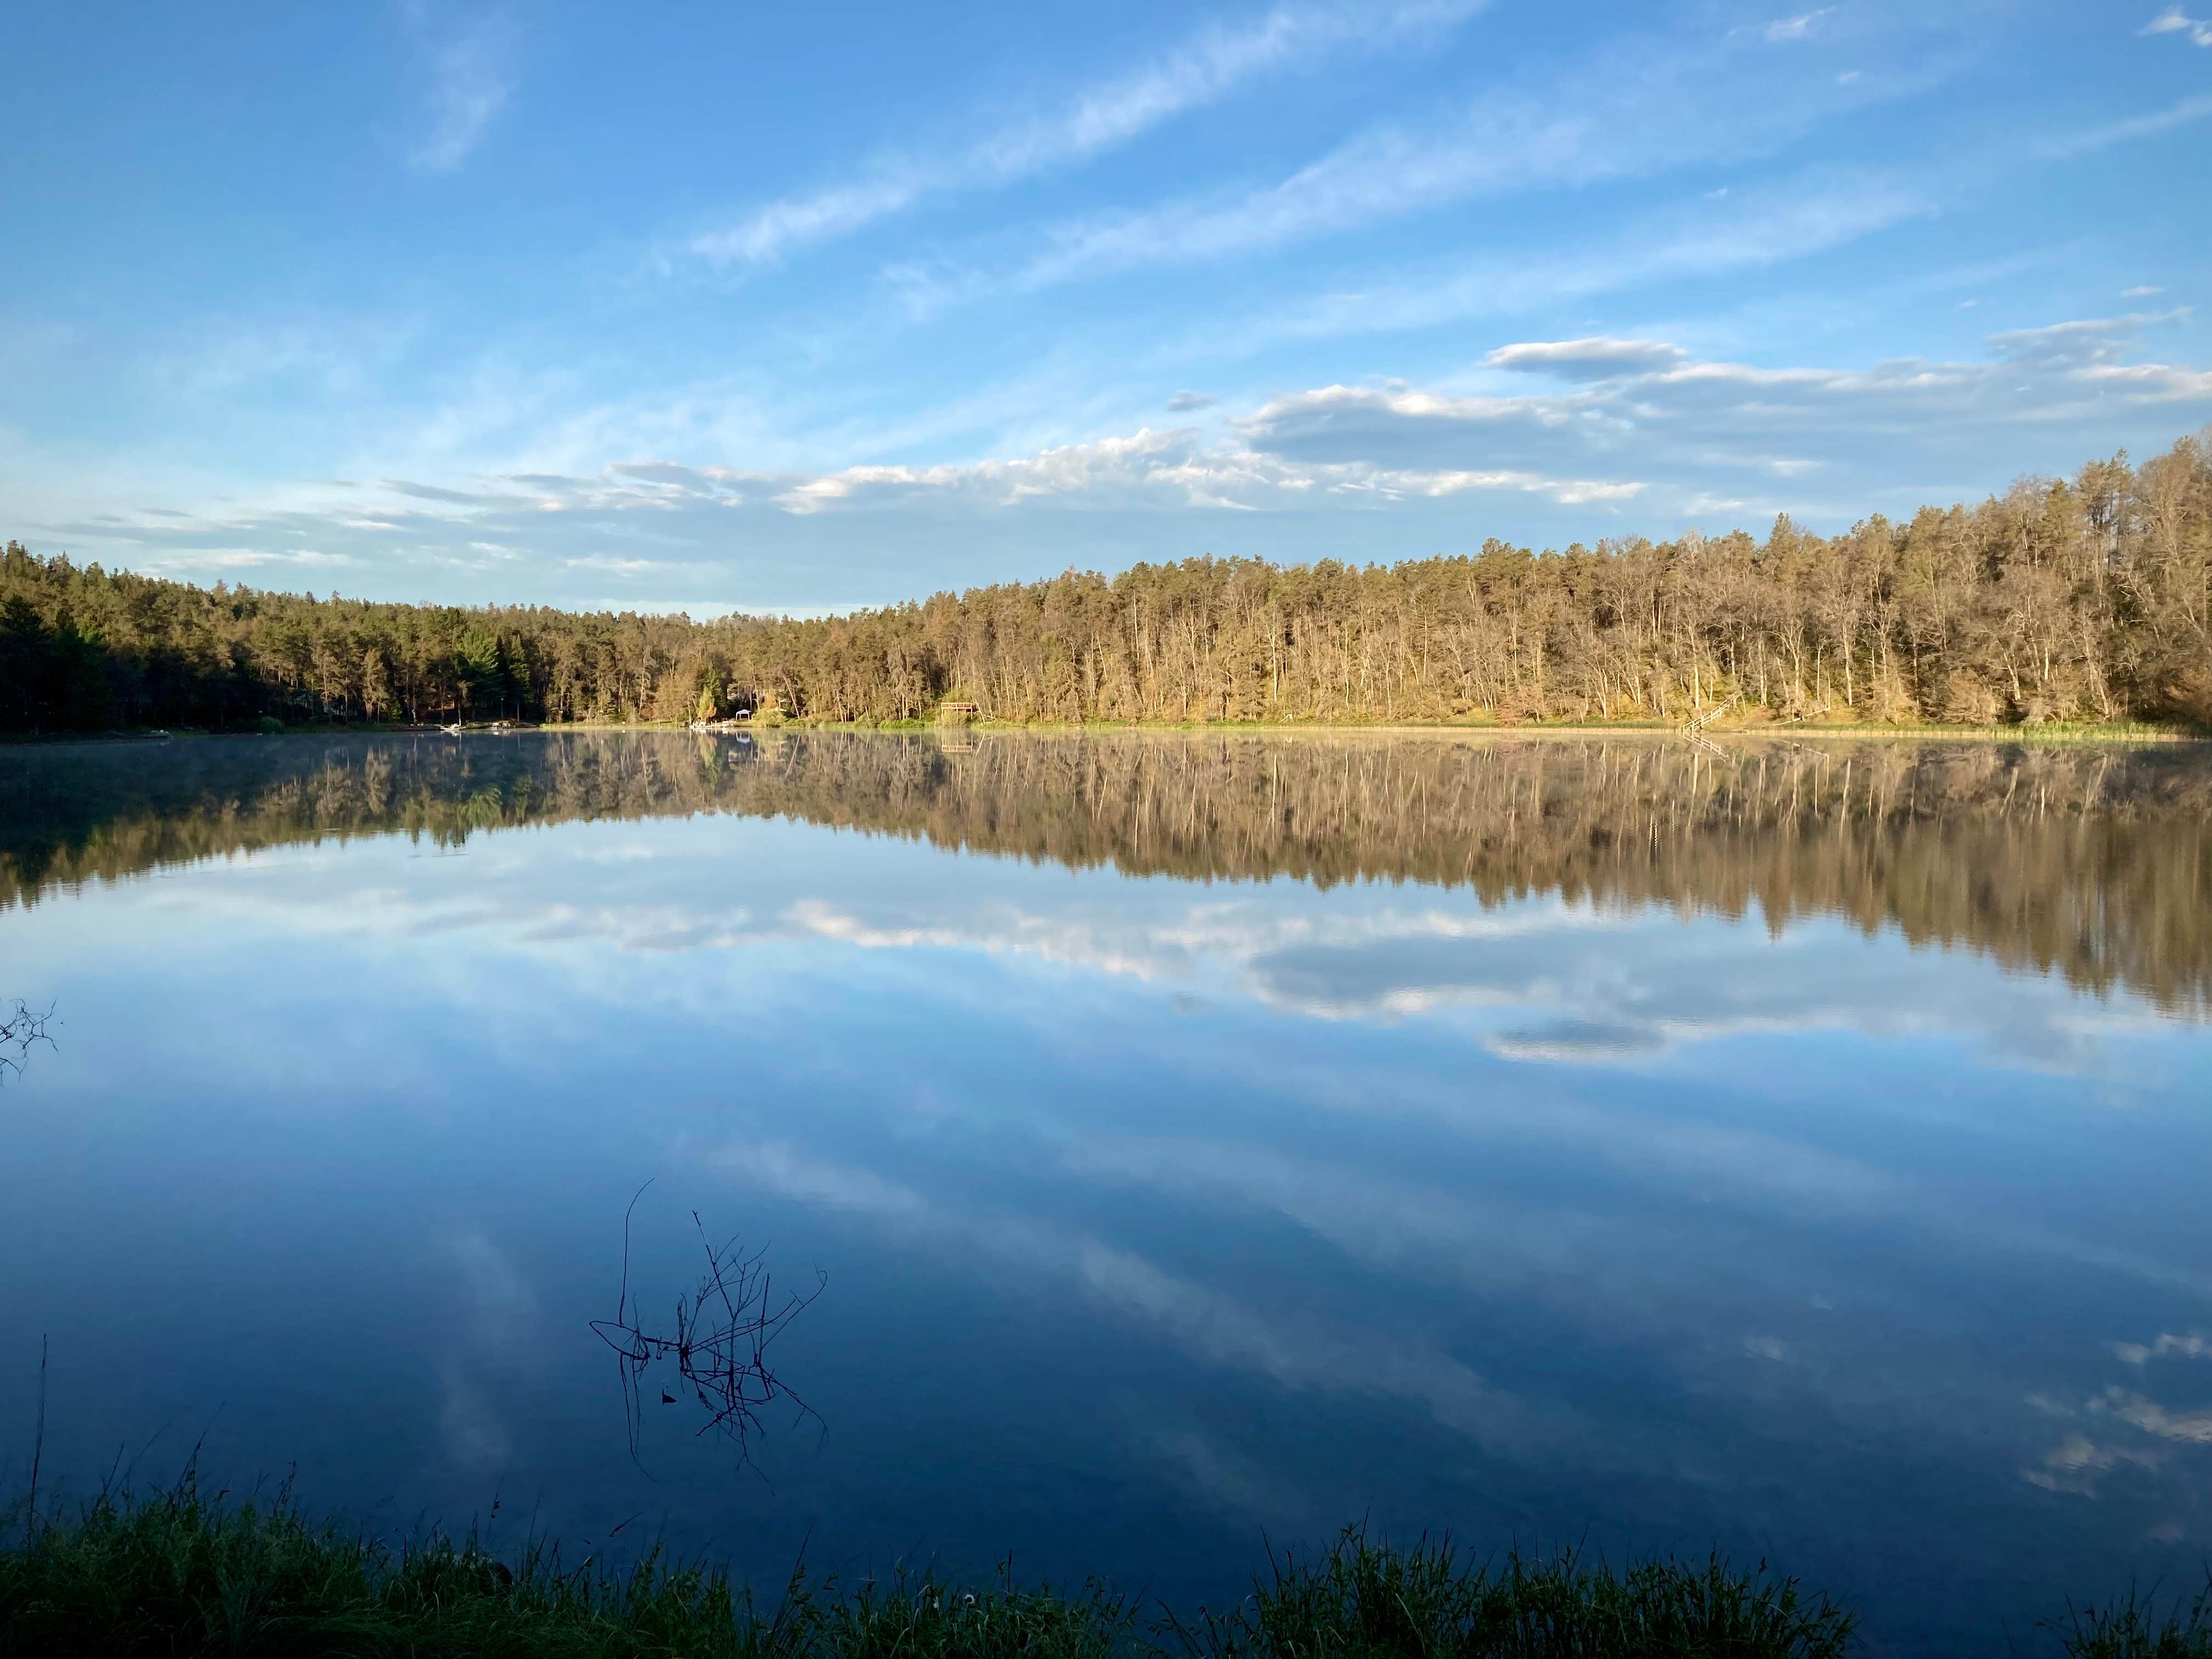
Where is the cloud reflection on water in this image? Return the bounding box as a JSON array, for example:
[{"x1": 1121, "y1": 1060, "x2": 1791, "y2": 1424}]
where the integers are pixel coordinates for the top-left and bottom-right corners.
[{"x1": 7, "y1": 734, "x2": 2212, "y2": 1651}]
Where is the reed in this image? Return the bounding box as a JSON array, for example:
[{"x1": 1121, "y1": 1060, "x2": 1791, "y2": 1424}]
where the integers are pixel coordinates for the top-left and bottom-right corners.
[{"x1": 2055, "y1": 1581, "x2": 2212, "y2": 1659}]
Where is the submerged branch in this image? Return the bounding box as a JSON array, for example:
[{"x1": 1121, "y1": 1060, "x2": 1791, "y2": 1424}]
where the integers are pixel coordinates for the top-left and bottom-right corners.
[
  {"x1": 0, "y1": 1000, "x2": 52, "y2": 1085},
  {"x1": 590, "y1": 1187, "x2": 825, "y2": 1470}
]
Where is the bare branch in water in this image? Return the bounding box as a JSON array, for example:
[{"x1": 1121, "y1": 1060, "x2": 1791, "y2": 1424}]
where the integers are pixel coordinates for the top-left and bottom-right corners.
[
  {"x1": 0, "y1": 1001, "x2": 53, "y2": 1085},
  {"x1": 590, "y1": 1184, "x2": 825, "y2": 1470}
]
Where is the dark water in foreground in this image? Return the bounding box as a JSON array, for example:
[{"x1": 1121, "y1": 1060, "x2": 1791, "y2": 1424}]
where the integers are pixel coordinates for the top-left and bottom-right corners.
[{"x1": 3, "y1": 730, "x2": 2209, "y2": 1653}]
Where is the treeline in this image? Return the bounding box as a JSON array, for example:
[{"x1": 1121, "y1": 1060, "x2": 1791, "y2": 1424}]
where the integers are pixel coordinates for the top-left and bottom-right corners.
[
  {"x1": 6, "y1": 731, "x2": 2207, "y2": 1014},
  {"x1": 4, "y1": 436, "x2": 2209, "y2": 732}
]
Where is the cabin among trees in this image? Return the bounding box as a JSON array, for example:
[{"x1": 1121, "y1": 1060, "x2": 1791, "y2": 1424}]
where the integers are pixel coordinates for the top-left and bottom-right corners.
[{"x1": 2, "y1": 437, "x2": 2208, "y2": 733}]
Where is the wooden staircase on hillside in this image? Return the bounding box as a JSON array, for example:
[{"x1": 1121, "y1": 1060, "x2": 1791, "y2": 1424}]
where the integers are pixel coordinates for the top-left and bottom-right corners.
[{"x1": 1680, "y1": 692, "x2": 1741, "y2": 737}]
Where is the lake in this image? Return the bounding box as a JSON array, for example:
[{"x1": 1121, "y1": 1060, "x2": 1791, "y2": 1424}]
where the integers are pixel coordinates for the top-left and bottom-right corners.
[{"x1": 3, "y1": 729, "x2": 2208, "y2": 1654}]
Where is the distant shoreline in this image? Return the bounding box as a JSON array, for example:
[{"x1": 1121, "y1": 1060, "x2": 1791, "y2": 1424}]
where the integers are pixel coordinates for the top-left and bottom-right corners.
[
  {"x1": 10, "y1": 439, "x2": 2212, "y2": 739},
  {"x1": 2, "y1": 717, "x2": 2203, "y2": 748}
]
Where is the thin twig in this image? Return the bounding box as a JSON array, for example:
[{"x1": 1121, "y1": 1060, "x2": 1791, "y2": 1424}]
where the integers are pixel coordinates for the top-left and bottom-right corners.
[
  {"x1": 0, "y1": 1001, "x2": 54, "y2": 1086},
  {"x1": 28, "y1": 1335, "x2": 48, "y2": 1534},
  {"x1": 591, "y1": 1198, "x2": 825, "y2": 1471}
]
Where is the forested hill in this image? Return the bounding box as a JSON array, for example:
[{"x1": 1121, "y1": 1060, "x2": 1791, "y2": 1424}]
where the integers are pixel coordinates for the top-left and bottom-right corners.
[{"x1": 4, "y1": 436, "x2": 2209, "y2": 733}]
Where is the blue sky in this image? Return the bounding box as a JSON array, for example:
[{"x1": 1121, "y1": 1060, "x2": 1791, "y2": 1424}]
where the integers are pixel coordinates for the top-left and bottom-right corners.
[{"x1": 3, "y1": 0, "x2": 2209, "y2": 614}]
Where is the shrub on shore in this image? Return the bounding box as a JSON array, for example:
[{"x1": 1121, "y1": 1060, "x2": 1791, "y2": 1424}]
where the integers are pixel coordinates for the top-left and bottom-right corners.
[
  {"x1": 7, "y1": 1472, "x2": 1122, "y2": 1659},
  {"x1": 1166, "y1": 1528, "x2": 1853, "y2": 1659}
]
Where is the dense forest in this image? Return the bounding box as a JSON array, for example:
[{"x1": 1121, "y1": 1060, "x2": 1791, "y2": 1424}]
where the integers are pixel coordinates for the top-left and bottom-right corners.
[
  {"x1": 3, "y1": 436, "x2": 2209, "y2": 732},
  {"x1": 5, "y1": 730, "x2": 2207, "y2": 1014}
]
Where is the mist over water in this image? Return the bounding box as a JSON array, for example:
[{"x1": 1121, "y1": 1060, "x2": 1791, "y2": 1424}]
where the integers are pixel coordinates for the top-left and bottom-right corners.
[{"x1": 3, "y1": 730, "x2": 2209, "y2": 1655}]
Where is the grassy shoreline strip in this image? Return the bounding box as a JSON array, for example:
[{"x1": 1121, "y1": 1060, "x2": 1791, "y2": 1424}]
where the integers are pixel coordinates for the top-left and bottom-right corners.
[{"x1": 6, "y1": 1480, "x2": 2211, "y2": 1656}]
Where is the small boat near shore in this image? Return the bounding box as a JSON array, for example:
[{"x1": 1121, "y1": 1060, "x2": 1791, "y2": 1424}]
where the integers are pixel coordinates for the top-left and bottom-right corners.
[{"x1": 432, "y1": 719, "x2": 535, "y2": 736}]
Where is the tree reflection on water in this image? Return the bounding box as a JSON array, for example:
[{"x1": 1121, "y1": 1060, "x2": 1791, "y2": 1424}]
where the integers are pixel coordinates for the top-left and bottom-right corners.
[{"x1": 4, "y1": 729, "x2": 2208, "y2": 1013}]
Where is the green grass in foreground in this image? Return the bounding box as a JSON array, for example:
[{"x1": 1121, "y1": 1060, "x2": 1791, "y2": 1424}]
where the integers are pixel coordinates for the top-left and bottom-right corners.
[{"x1": 3, "y1": 1479, "x2": 2209, "y2": 1657}]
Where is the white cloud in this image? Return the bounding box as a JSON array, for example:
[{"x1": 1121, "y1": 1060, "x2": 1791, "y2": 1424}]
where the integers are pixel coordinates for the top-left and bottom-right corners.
[
  {"x1": 770, "y1": 427, "x2": 1193, "y2": 513},
  {"x1": 1165, "y1": 390, "x2": 1218, "y2": 412},
  {"x1": 148, "y1": 548, "x2": 359, "y2": 572},
  {"x1": 763, "y1": 425, "x2": 1641, "y2": 515},
  {"x1": 1234, "y1": 315, "x2": 2212, "y2": 506},
  {"x1": 2114, "y1": 1333, "x2": 2212, "y2": 1365},
  {"x1": 2023, "y1": 1432, "x2": 2160, "y2": 1495},
  {"x1": 1765, "y1": 9, "x2": 1835, "y2": 42},
  {"x1": 406, "y1": 11, "x2": 518, "y2": 173},
  {"x1": 2076, "y1": 363, "x2": 2212, "y2": 401},
  {"x1": 685, "y1": 0, "x2": 1484, "y2": 269},
  {"x1": 2094, "y1": 1387, "x2": 2212, "y2": 1444},
  {"x1": 715, "y1": 1139, "x2": 936, "y2": 1224},
  {"x1": 2039, "y1": 92, "x2": 2212, "y2": 158},
  {"x1": 1484, "y1": 338, "x2": 1688, "y2": 379},
  {"x1": 1989, "y1": 311, "x2": 2188, "y2": 368},
  {"x1": 1243, "y1": 382, "x2": 1559, "y2": 428},
  {"x1": 30, "y1": 312, "x2": 2210, "y2": 599},
  {"x1": 561, "y1": 553, "x2": 674, "y2": 576},
  {"x1": 2141, "y1": 5, "x2": 2212, "y2": 46}
]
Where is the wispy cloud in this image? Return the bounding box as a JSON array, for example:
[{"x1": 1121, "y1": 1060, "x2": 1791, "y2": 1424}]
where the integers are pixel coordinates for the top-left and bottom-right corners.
[
  {"x1": 2039, "y1": 92, "x2": 2212, "y2": 157},
  {"x1": 1989, "y1": 309, "x2": 2192, "y2": 369},
  {"x1": 1764, "y1": 9, "x2": 1835, "y2": 42},
  {"x1": 165, "y1": 548, "x2": 360, "y2": 571},
  {"x1": 685, "y1": 0, "x2": 1483, "y2": 270},
  {"x1": 708, "y1": 1136, "x2": 1570, "y2": 1457},
  {"x1": 1169, "y1": 172, "x2": 1931, "y2": 357},
  {"x1": 885, "y1": 28, "x2": 1950, "y2": 309},
  {"x1": 2141, "y1": 5, "x2": 2212, "y2": 46},
  {"x1": 405, "y1": 9, "x2": 519, "y2": 173}
]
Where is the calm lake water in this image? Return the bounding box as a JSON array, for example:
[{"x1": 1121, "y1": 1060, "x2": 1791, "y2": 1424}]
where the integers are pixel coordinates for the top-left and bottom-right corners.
[{"x1": 3, "y1": 730, "x2": 2209, "y2": 1652}]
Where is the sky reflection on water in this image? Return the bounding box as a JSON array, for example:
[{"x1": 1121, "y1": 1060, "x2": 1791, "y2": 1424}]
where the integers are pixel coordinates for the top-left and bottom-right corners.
[{"x1": 2, "y1": 732, "x2": 2209, "y2": 1655}]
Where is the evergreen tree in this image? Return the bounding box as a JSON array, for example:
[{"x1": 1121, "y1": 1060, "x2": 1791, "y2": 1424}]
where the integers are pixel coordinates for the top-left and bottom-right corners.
[{"x1": 456, "y1": 627, "x2": 501, "y2": 720}]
